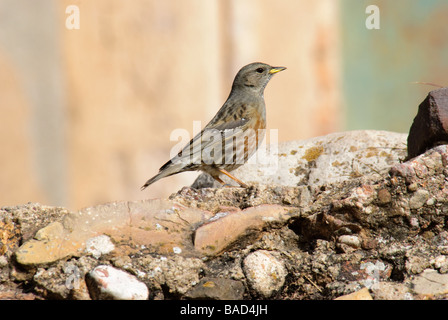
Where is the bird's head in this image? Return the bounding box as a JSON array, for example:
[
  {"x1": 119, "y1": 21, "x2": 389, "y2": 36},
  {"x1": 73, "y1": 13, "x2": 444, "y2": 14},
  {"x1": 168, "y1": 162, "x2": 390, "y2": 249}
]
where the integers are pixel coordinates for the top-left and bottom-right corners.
[{"x1": 232, "y1": 62, "x2": 286, "y2": 94}]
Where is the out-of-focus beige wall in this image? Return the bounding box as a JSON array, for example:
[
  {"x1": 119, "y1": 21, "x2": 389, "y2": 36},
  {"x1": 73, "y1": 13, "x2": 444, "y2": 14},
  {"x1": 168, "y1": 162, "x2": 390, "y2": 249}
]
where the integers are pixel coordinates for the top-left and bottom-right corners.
[{"x1": 0, "y1": 0, "x2": 341, "y2": 210}]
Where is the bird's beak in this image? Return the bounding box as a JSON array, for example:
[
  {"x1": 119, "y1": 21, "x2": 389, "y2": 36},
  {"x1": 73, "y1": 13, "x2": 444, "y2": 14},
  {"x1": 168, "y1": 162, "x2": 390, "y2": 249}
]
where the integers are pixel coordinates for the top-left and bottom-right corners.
[{"x1": 269, "y1": 66, "x2": 287, "y2": 74}]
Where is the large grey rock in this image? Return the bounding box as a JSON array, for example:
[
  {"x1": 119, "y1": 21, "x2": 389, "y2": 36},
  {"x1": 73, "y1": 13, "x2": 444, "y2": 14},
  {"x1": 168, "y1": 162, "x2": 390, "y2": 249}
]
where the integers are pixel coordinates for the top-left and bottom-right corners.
[
  {"x1": 192, "y1": 130, "x2": 407, "y2": 188},
  {"x1": 407, "y1": 87, "x2": 448, "y2": 160}
]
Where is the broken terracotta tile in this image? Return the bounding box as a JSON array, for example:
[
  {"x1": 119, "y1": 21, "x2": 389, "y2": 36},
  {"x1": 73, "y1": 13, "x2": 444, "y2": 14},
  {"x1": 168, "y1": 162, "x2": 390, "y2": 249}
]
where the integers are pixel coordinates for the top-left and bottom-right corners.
[
  {"x1": 194, "y1": 204, "x2": 292, "y2": 256},
  {"x1": 15, "y1": 199, "x2": 212, "y2": 266}
]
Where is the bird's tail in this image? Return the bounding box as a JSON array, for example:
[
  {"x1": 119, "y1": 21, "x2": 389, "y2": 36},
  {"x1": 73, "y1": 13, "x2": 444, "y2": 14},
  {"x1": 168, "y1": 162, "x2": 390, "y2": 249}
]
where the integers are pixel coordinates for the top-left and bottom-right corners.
[
  {"x1": 140, "y1": 160, "x2": 184, "y2": 190},
  {"x1": 140, "y1": 172, "x2": 165, "y2": 190}
]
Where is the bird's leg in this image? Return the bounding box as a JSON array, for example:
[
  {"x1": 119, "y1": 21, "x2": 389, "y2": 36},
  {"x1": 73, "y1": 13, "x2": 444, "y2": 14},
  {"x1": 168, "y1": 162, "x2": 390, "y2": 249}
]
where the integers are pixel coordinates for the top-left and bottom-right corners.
[
  {"x1": 211, "y1": 175, "x2": 226, "y2": 184},
  {"x1": 217, "y1": 169, "x2": 248, "y2": 188},
  {"x1": 210, "y1": 175, "x2": 232, "y2": 188}
]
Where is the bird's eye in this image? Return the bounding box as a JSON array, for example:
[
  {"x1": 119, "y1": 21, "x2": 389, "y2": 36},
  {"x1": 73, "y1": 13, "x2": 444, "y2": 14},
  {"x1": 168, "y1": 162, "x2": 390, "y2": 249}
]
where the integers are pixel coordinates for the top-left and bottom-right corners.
[{"x1": 255, "y1": 68, "x2": 264, "y2": 73}]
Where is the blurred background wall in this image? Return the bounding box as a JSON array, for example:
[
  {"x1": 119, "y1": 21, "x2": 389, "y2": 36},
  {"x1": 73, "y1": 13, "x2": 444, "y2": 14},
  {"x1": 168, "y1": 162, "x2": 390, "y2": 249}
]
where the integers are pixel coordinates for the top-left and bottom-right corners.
[{"x1": 0, "y1": 0, "x2": 447, "y2": 211}]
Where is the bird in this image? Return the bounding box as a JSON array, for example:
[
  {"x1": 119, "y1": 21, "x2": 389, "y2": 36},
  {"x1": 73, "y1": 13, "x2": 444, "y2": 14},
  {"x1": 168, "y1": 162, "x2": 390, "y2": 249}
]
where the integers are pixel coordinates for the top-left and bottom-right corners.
[{"x1": 141, "y1": 62, "x2": 286, "y2": 190}]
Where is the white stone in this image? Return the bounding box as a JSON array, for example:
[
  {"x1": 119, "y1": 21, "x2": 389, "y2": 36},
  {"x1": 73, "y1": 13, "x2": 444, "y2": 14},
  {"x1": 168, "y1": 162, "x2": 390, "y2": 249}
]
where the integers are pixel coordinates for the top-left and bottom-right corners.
[
  {"x1": 85, "y1": 235, "x2": 115, "y2": 259},
  {"x1": 243, "y1": 250, "x2": 287, "y2": 297},
  {"x1": 173, "y1": 246, "x2": 182, "y2": 254},
  {"x1": 87, "y1": 265, "x2": 149, "y2": 300},
  {"x1": 193, "y1": 130, "x2": 407, "y2": 187}
]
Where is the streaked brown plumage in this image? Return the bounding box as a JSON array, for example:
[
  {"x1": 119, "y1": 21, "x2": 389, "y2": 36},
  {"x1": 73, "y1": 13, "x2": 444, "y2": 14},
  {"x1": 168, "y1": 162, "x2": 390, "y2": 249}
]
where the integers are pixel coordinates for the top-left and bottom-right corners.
[{"x1": 141, "y1": 62, "x2": 286, "y2": 190}]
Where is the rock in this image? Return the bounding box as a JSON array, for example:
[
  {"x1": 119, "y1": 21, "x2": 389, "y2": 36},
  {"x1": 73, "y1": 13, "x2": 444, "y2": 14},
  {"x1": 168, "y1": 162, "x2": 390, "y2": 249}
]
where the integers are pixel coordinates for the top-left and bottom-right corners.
[
  {"x1": 192, "y1": 130, "x2": 407, "y2": 188},
  {"x1": 171, "y1": 184, "x2": 310, "y2": 211},
  {"x1": 432, "y1": 255, "x2": 448, "y2": 273},
  {"x1": 0, "y1": 216, "x2": 21, "y2": 256},
  {"x1": 86, "y1": 265, "x2": 149, "y2": 300},
  {"x1": 85, "y1": 235, "x2": 115, "y2": 259},
  {"x1": 337, "y1": 260, "x2": 392, "y2": 289},
  {"x1": 194, "y1": 205, "x2": 293, "y2": 256},
  {"x1": 243, "y1": 250, "x2": 287, "y2": 298},
  {"x1": 411, "y1": 269, "x2": 448, "y2": 298},
  {"x1": 5, "y1": 130, "x2": 448, "y2": 300},
  {"x1": 15, "y1": 199, "x2": 212, "y2": 266},
  {"x1": 0, "y1": 290, "x2": 37, "y2": 300},
  {"x1": 406, "y1": 255, "x2": 431, "y2": 275},
  {"x1": 131, "y1": 255, "x2": 205, "y2": 296},
  {"x1": 185, "y1": 277, "x2": 245, "y2": 300},
  {"x1": 335, "y1": 287, "x2": 373, "y2": 300},
  {"x1": 391, "y1": 145, "x2": 448, "y2": 184},
  {"x1": 337, "y1": 235, "x2": 361, "y2": 249},
  {"x1": 15, "y1": 221, "x2": 81, "y2": 266},
  {"x1": 32, "y1": 256, "x2": 97, "y2": 300},
  {"x1": 377, "y1": 189, "x2": 392, "y2": 205},
  {"x1": 370, "y1": 282, "x2": 412, "y2": 300},
  {"x1": 0, "y1": 203, "x2": 69, "y2": 257},
  {"x1": 409, "y1": 190, "x2": 430, "y2": 209},
  {"x1": 33, "y1": 265, "x2": 73, "y2": 299},
  {"x1": 0, "y1": 255, "x2": 8, "y2": 269},
  {"x1": 34, "y1": 221, "x2": 65, "y2": 241},
  {"x1": 407, "y1": 87, "x2": 448, "y2": 160}
]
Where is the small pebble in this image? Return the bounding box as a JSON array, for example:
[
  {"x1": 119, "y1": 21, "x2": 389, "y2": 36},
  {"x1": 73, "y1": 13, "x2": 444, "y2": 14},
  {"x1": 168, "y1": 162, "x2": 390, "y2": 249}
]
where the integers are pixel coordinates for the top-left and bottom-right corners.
[
  {"x1": 243, "y1": 250, "x2": 287, "y2": 298},
  {"x1": 433, "y1": 255, "x2": 447, "y2": 269},
  {"x1": 407, "y1": 182, "x2": 418, "y2": 192},
  {"x1": 409, "y1": 189, "x2": 430, "y2": 209},
  {"x1": 377, "y1": 189, "x2": 392, "y2": 205},
  {"x1": 85, "y1": 235, "x2": 115, "y2": 259},
  {"x1": 409, "y1": 217, "x2": 420, "y2": 228},
  {"x1": 338, "y1": 235, "x2": 361, "y2": 249},
  {"x1": 173, "y1": 247, "x2": 182, "y2": 254},
  {"x1": 0, "y1": 255, "x2": 8, "y2": 268}
]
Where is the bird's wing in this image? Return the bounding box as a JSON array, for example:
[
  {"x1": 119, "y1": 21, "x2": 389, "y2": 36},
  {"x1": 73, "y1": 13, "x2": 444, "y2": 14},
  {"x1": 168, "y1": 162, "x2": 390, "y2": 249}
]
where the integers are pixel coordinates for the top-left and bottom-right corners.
[
  {"x1": 169, "y1": 117, "x2": 252, "y2": 167},
  {"x1": 208, "y1": 118, "x2": 249, "y2": 131}
]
